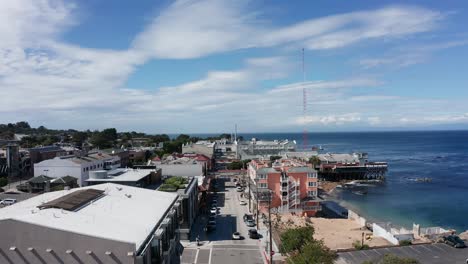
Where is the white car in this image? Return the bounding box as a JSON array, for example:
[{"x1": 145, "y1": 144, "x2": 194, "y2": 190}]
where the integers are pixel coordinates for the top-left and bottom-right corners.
[
  {"x1": 239, "y1": 200, "x2": 247, "y2": 206},
  {"x1": 210, "y1": 208, "x2": 218, "y2": 214},
  {"x1": 232, "y1": 232, "x2": 241, "y2": 240},
  {"x1": 0, "y1": 198, "x2": 17, "y2": 205}
]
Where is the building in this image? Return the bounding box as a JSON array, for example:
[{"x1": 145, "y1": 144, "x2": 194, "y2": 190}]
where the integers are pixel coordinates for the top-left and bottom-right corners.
[
  {"x1": 248, "y1": 158, "x2": 320, "y2": 216},
  {"x1": 182, "y1": 141, "x2": 215, "y2": 159},
  {"x1": 151, "y1": 156, "x2": 205, "y2": 177},
  {"x1": 158, "y1": 176, "x2": 199, "y2": 240},
  {"x1": 16, "y1": 175, "x2": 78, "y2": 193},
  {"x1": 237, "y1": 139, "x2": 296, "y2": 160},
  {"x1": 129, "y1": 149, "x2": 147, "y2": 164},
  {"x1": 34, "y1": 151, "x2": 121, "y2": 186},
  {"x1": 29, "y1": 146, "x2": 66, "y2": 165},
  {"x1": 101, "y1": 148, "x2": 130, "y2": 167},
  {"x1": 0, "y1": 183, "x2": 181, "y2": 264},
  {"x1": 6, "y1": 145, "x2": 20, "y2": 177},
  {"x1": 86, "y1": 168, "x2": 161, "y2": 187},
  {"x1": 316, "y1": 153, "x2": 387, "y2": 180}
]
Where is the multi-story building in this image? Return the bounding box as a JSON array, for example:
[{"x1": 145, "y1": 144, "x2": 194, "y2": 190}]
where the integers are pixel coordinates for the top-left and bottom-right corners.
[
  {"x1": 29, "y1": 146, "x2": 67, "y2": 165},
  {"x1": 34, "y1": 151, "x2": 121, "y2": 186},
  {"x1": 151, "y1": 155, "x2": 206, "y2": 177},
  {"x1": 237, "y1": 139, "x2": 296, "y2": 160},
  {"x1": 182, "y1": 141, "x2": 215, "y2": 159},
  {"x1": 248, "y1": 158, "x2": 320, "y2": 216},
  {"x1": 85, "y1": 168, "x2": 161, "y2": 188},
  {"x1": 0, "y1": 183, "x2": 181, "y2": 264}
]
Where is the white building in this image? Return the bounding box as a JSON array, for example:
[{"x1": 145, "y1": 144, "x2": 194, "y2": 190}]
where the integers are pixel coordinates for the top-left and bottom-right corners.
[
  {"x1": 237, "y1": 139, "x2": 297, "y2": 159},
  {"x1": 182, "y1": 141, "x2": 215, "y2": 158},
  {"x1": 152, "y1": 157, "x2": 205, "y2": 177},
  {"x1": 85, "y1": 168, "x2": 161, "y2": 187},
  {"x1": 0, "y1": 183, "x2": 180, "y2": 264},
  {"x1": 34, "y1": 151, "x2": 121, "y2": 186}
]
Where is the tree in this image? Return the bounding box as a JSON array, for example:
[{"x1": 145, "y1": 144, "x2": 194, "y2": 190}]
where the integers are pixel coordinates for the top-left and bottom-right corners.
[
  {"x1": 0, "y1": 177, "x2": 8, "y2": 187},
  {"x1": 72, "y1": 131, "x2": 89, "y2": 146},
  {"x1": 281, "y1": 226, "x2": 336, "y2": 264},
  {"x1": 280, "y1": 226, "x2": 315, "y2": 253},
  {"x1": 176, "y1": 134, "x2": 190, "y2": 142},
  {"x1": 309, "y1": 156, "x2": 321, "y2": 167},
  {"x1": 287, "y1": 241, "x2": 336, "y2": 264},
  {"x1": 270, "y1": 155, "x2": 282, "y2": 162},
  {"x1": 90, "y1": 128, "x2": 117, "y2": 149}
]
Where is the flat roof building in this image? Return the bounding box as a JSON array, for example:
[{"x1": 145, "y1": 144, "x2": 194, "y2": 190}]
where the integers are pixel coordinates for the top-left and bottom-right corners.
[
  {"x1": 85, "y1": 168, "x2": 161, "y2": 187},
  {"x1": 0, "y1": 183, "x2": 181, "y2": 264}
]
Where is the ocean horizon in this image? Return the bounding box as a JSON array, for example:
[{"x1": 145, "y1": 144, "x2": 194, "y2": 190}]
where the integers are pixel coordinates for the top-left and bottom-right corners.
[{"x1": 193, "y1": 130, "x2": 468, "y2": 233}]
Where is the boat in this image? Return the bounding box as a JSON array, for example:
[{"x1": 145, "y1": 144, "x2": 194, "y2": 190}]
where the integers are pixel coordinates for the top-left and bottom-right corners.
[{"x1": 352, "y1": 190, "x2": 367, "y2": 195}]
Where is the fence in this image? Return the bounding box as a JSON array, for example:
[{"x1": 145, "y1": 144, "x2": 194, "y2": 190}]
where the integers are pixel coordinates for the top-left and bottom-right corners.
[{"x1": 348, "y1": 209, "x2": 367, "y2": 227}]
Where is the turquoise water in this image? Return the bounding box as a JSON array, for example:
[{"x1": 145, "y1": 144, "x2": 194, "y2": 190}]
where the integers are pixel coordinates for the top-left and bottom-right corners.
[{"x1": 225, "y1": 131, "x2": 468, "y2": 232}]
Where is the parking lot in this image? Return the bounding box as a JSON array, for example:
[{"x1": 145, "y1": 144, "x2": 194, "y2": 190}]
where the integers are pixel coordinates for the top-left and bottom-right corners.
[
  {"x1": 0, "y1": 191, "x2": 37, "y2": 208},
  {"x1": 336, "y1": 243, "x2": 468, "y2": 264}
]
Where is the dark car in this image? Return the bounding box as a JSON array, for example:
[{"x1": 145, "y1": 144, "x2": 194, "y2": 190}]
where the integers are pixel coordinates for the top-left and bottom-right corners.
[
  {"x1": 443, "y1": 235, "x2": 466, "y2": 248},
  {"x1": 248, "y1": 229, "x2": 260, "y2": 239},
  {"x1": 243, "y1": 214, "x2": 254, "y2": 222},
  {"x1": 205, "y1": 223, "x2": 216, "y2": 232}
]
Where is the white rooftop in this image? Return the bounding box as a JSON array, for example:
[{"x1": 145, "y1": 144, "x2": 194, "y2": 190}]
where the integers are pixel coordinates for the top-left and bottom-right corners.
[
  {"x1": 318, "y1": 153, "x2": 360, "y2": 163},
  {"x1": 0, "y1": 183, "x2": 178, "y2": 250},
  {"x1": 86, "y1": 168, "x2": 155, "y2": 182}
]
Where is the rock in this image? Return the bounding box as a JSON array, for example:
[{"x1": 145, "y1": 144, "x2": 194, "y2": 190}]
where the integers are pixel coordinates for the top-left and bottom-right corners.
[{"x1": 459, "y1": 230, "x2": 468, "y2": 240}]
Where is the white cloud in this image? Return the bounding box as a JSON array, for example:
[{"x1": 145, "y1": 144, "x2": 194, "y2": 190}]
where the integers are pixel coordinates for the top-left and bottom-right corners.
[
  {"x1": 0, "y1": 0, "x2": 466, "y2": 132},
  {"x1": 134, "y1": 1, "x2": 443, "y2": 59}
]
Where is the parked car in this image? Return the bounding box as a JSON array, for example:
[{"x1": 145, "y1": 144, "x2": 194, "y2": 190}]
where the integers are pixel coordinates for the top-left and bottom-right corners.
[
  {"x1": 209, "y1": 215, "x2": 216, "y2": 221},
  {"x1": 239, "y1": 200, "x2": 247, "y2": 206},
  {"x1": 208, "y1": 220, "x2": 216, "y2": 226},
  {"x1": 209, "y1": 212, "x2": 217, "y2": 217},
  {"x1": 443, "y1": 235, "x2": 466, "y2": 248},
  {"x1": 210, "y1": 208, "x2": 218, "y2": 214},
  {"x1": 236, "y1": 187, "x2": 243, "y2": 192},
  {"x1": 232, "y1": 232, "x2": 241, "y2": 240},
  {"x1": 243, "y1": 214, "x2": 253, "y2": 222},
  {"x1": 248, "y1": 229, "x2": 260, "y2": 239},
  {"x1": 0, "y1": 198, "x2": 17, "y2": 205},
  {"x1": 246, "y1": 219, "x2": 256, "y2": 227}
]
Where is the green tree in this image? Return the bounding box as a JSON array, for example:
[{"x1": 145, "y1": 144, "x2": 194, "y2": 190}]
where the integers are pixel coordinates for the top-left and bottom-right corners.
[
  {"x1": 281, "y1": 226, "x2": 336, "y2": 264},
  {"x1": 0, "y1": 177, "x2": 8, "y2": 187},
  {"x1": 72, "y1": 131, "x2": 89, "y2": 146},
  {"x1": 309, "y1": 156, "x2": 321, "y2": 167},
  {"x1": 287, "y1": 241, "x2": 336, "y2": 264},
  {"x1": 280, "y1": 226, "x2": 315, "y2": 253},
  {"x1": 270, "y1": 155, "x2": 282, "y2": 162}
]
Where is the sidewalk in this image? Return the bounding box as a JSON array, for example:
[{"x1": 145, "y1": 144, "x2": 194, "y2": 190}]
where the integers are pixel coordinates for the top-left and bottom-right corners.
[{"x1": 257, "y1": 219, "x2": 285, "y2": 263}]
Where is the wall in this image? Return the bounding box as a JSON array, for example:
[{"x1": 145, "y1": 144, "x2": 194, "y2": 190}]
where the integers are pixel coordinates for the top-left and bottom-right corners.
[
  {"x1": 34, "y1": 161, "x2": 83, "y2": 185},
  {"x1": 348, "y1": 210, "x2": 367, "y2": 227},
  {"x1": 0, "y1": 219, "x2": 135, "y2": 264},
  {"x1": 158, "y1": 163, "x2": 204, "y2": 177},
  {"x1": 373, "y1": 223, "x2": 399, "y2": 245}
]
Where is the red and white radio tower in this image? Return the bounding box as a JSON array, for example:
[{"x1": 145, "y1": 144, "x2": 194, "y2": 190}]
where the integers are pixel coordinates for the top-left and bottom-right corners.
[{"x1": 302, "y1": 48, "x2": 308, "y2": 151}]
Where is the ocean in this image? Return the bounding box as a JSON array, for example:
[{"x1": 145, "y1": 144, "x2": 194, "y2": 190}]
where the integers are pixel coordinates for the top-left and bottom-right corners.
[{"x1": 229, "y1": 131, "x2": 468, "y2": 232}]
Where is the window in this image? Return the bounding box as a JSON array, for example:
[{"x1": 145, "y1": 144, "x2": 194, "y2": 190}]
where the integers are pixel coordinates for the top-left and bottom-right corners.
[
  {"x1": 307, "y1": 173, "x2": 317, "y2": 178},
  {"x1": 258, "y1": 174, "x2": 267, "y2": 179},
  {"x1": 259, "y1": 183, "x2": 267, "y2": 188},
  {"x1": 308, "y1": 181, "x2": 316, "y2": 187},
  {"x1": 308, "y1": 191, "x2": 317, "y2": 197}
]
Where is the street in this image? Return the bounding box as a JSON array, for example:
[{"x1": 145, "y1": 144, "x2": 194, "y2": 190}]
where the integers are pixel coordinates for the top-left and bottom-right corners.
[{"x1": 181, "y1": 177, "x2": 265, "y2": 264}]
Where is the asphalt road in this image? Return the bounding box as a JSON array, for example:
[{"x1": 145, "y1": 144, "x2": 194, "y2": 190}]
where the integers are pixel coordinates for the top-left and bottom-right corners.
[
  {"x1": 181, "y1": 177, "x2": 265, "y2": 264},
  {"x1": 336, "y1": 243, "x2": 468, "y2": 264}
]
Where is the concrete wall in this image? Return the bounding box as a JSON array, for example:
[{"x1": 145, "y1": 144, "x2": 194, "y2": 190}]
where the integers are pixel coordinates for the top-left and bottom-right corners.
[
  {"x1": 373, "y1": 223, "x2": 399, "y2": 245},
  {"x1": 348, "y1": 210, "x2": 367, "y2": 227},
  {"x1": 0, "y1": 219, "x2": 135, "y2": 264},
  {"x1": 158, "y1": 163, "x2": 204, "y2": 177}
]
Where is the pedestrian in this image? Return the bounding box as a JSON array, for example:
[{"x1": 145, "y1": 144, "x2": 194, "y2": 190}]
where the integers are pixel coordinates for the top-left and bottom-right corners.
[{"x1": 196, "y1": 236, "x2": 200, "y2": 246}]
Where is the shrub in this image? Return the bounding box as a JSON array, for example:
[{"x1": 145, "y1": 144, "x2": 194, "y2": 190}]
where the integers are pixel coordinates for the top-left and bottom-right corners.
[
  {"x1": 399, "y1": 240, "x2": 412, "y2": 246},
  {"x1": 0, "y1": 177, "x2": 7, "y2": 187},
  {"x1": 352, "y1": 240, "x2": 369, "y2": 250}
]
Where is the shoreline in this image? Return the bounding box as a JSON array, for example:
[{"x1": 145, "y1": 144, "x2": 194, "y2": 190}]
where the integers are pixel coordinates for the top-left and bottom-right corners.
[{"x1": 320, "y1": 181, "x2": 466, "y2": 235}]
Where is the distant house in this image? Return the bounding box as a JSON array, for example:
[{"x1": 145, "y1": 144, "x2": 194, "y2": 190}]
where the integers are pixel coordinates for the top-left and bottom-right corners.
[{"x1": 17, "y1": 175, "x2": 78, "y2": 193}]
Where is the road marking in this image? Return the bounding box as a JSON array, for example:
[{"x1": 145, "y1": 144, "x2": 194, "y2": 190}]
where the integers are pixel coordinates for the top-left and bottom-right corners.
[
  {"x1": 433, "y1": 243, "x2": 449, "y2": 253},
  {"x1": 208, "y1": 248, "x2": 212, "y2": 264},
  {"x1": 420, "y1": 245, "x2": 433, "y2": 252},
  {"x1": 372, "y1": 249, "x2": 383, "y2": 256},
  {"x1": 194, "y1": 249, "x2": 200, "y2": 263}
]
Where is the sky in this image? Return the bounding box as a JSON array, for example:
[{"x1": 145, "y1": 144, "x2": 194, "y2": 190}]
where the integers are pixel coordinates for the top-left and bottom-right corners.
[{"x1": 1, "y1": 0, "x2": 468, "y2": 133}]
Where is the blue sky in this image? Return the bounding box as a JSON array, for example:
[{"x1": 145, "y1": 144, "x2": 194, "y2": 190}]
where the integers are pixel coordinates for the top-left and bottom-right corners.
[{"x1": 1, "y1": 0, "x2": 468, "y2": 133}]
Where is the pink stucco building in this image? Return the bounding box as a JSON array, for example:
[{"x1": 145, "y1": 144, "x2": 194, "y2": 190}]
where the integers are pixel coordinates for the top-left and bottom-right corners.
[{"x1": 248, "y1": 158, "x2": 320, "y2": 217}]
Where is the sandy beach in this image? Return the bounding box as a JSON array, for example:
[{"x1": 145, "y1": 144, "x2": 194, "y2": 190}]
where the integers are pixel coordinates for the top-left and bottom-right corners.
[{"x1": 273, "y1": 214, "x2": 391, "y2": 250}]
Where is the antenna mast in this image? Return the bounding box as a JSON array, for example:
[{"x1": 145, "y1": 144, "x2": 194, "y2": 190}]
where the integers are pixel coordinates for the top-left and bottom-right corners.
[{"x1": 302, "y1": 48, "x2": 308, "y2": 151}]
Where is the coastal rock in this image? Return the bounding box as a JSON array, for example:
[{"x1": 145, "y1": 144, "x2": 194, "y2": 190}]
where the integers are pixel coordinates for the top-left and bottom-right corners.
[{"x1": 459, "y1": 230, "x2": 468, "y2": 240}]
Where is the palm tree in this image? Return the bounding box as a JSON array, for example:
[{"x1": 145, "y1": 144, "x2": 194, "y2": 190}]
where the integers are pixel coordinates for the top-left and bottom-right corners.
[{"x1": 309, "y1": 156, "x2": 321, "y2": 168}]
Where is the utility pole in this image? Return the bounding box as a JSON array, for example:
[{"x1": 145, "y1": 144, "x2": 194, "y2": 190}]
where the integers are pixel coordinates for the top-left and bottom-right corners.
[
  {"x1": 268, "y1": 190, "x2": 273, "y2": 264},
  {"x1": 255, "y1": 179, "x2": 259, "y2": 227}
]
